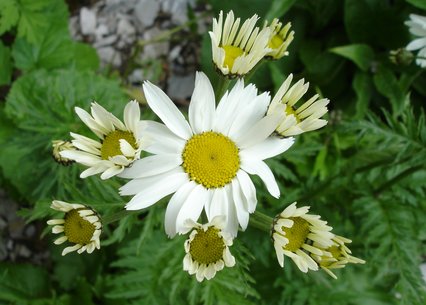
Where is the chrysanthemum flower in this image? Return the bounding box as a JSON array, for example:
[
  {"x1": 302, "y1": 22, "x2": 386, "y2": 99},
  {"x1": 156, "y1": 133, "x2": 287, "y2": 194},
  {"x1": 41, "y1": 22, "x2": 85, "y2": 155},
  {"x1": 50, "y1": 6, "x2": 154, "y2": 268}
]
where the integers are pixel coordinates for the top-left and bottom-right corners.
[
  {"x1": 183, "y1": 216, "x2": 235, "y2": 282},
  {"x1": 267, "y1": 74, "x2": 329, "y2": 137},
  {"x1": 209, "y1": 10, "x2": 271, "y2": 77},
  {"x1": 264, "y1": 18, "x2": 294, "y2": 60},
  {"x1": 61, "y1": 100, "x2": 143, "y2": 179},
  {"x1": 312, "y1": 235, "x2": 366, "y2": 279},
  {"x1": 272, "y1": 202, "x2": 334, "y2": 273},
  {"x1": 47, "y1": 200, "x2": 101, "y2": 256},
  {"x1": 120, "y1": 72, "x2": 294, "y2": 237},
  {"x1": 405, "y1": 14, "x2": 426, "y2": 68},
  {"x1": 52, "y1": 140, "x2": 76, "y2": 165}
]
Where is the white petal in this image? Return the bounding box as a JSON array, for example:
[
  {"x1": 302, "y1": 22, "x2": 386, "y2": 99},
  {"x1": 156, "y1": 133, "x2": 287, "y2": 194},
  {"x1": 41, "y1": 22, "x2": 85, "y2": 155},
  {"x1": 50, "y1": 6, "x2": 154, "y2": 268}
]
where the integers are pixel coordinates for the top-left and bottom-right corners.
[
  {"x1": 100, "y1": 166, "x2": 123, "y2": 179},
  {"x1": 124, "y1": 100, "x2": 140, "y2": 134},
  {"x1": 175, "y1": 185, "x2": 208, "y2": 234},
  {"x1": 143, "y1": 82, "x2": 192, "y2": 140},
  {"x1": 119, "y1": 154, "x2": 182, "y2": 179},
  {"x1": 231, "y1": 179, "x2": 249, "y2": 230},
  {"x1": 124, "y1": 172, "x2": 188, "y2": 210},
  {"x1": 75, "y1": 107, "x2": 108, "y2": 138},
  {"x1": 189, "y1": 72, "x2": 215, "y2": 133},
  {"x1": 119, "y1": 139, "x2": 136, "y2": 157},
  {"x1": 406, "y1": 37, "x2": 426, "y2": 51},
  {"x1": 235, "y1": 112, "x2": 283, "y2": 148},
  {"x1": 141, "y1": 121, "x2": 186, "y2": 155},
  {"x1": 91, "y1": 102, "x2": 115, "y2": 131},
  {"x1": 241, "y1": 157, "x2": 280, "y2": 198},
  {"x1": 164, "y1": 181, "x2": 197, "y2": 237},
  {"x1": 236, "y1": 170, "x2": 257, "y2": 213},
  {"x1": 240, "y1": 136, "x2": 294, "y2": 161},
  {"x1": 80, "y1": 165, "x2": 108, "y2": 178},
  {"x1": 62, "y1": 244, "x2": 81, "y2": 256}
]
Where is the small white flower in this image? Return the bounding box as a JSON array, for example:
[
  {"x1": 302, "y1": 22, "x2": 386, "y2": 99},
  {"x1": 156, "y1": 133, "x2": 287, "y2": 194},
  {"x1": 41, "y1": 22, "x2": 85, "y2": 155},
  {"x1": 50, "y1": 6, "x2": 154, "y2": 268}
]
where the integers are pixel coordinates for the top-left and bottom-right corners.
[
  {"x1": 183, "y1": 216, "x2": 236, "y2": 282},
  {"x1": 405, "y1": 14, "x2": 426, "y2": 68},
  {"x1": 272, "y1": 202, "x2": 334, "y2": 273},
  {"x1": 268, "y1": 74, "x2": 329, "y2": 137},
  {"x1": 61, "y1": 100, "x2": 143, "y2": 179},
  {"x1": 47, "y1": 200, "x2": 102, "y2": 256},
  {"x1": 311, "y1": 235, "x2": 366, "y2": 279},
  {"x1": 209, "y1": 10, "x2": 271, "y2": 77},
  {"x1": 264, "y1": 18, "x2": 294, "y2": 60},
  {"x1": 120, "y1": 72, "x2": 294, "y2": 238}
]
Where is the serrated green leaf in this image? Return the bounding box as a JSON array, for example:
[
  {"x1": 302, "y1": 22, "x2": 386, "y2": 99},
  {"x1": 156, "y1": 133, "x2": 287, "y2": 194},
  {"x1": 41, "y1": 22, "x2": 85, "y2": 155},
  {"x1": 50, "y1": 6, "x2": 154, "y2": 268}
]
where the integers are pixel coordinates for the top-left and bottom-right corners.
[
  {"x1": 330, "y1": 44, "x2": 374, "y2": 71},
  {"x1": 0, "y1": 41, "x2": 12, "y2": 85},
  {"x1": 71, "y1": 42, "x2": 100, "y2": 71},
  {"x1": 0, "y1": 0, "x2": 19, "y2": 35}
]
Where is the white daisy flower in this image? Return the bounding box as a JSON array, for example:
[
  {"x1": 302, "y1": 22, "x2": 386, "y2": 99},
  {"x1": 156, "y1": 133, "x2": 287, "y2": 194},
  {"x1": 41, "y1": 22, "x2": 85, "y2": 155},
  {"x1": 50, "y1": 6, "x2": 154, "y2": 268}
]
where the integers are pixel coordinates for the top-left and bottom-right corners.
[
  {"x1": 267, "y1": 74, "x2": 330, "y2": 137},
  {"x1": 209, "y1": 10, "x2": 272, "y2": 77},
  {"x1": 405, "y1": 14, "x2": 426, "y2": 68},
  {"x1": 52, "y1": 140, "x2": 76, "y2": 165},
  {"x1": 264, "y1": 18, "x2": 294, "y2": 60},
  {"x1": 120, "y1": 72, "x2": 294, "y2": 237},
  {"x1": 272, "y1": 202, "x2": 334, "y2": 273},
  {"x1": 312, "y1": 235, "x2": 366, "y2": 279},
  {"x1": 61, "y1": 100, "x2": 143, "y2": 180},
  {"x1": 183, "y1": 216, "x2": 235, "y2": 282},
  {"x1": 47, "y1": 200, "x2": 102, "y2": 256}
]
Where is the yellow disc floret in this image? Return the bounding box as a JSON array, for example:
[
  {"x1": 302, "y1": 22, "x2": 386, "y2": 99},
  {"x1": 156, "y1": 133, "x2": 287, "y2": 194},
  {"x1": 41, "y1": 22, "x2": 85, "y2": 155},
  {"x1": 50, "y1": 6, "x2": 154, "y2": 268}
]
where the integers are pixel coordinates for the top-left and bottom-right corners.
[
  {"x1": 182, "y1": 131, "x2": 240, "y2": 188},
  {"x1": 63, "y1": 209, "x2": 96, "y2": 245},
  {"x1": 189, "y1": 227, "x2": 225, "y2": 265},
  {"x1": 223, "y1": 45, "x2": 245, "y2": 70},
  {"x1": 284, "y1": 104, "x2": 300, "y2": 123},
  {"x1": 268, "y1": 34, "x2": 284, "y2": 50},
  {"x1": 282, "y1": 217, "x2": 310, "y2": 252},
  {"x1": 101, "y1": 130, "x2": 137, "y2": 160}
]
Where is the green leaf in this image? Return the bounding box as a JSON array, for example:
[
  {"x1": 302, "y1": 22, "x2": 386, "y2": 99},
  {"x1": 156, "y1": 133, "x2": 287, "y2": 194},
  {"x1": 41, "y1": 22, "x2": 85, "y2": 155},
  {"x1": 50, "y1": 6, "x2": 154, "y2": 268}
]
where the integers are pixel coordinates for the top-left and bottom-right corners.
[
  {"x1": 0, "y1": 41, "x2": 12, "y2": 85},
  {"x1": 0, "y1": 262, "x2": 51, "y2": 303},
  {"x1": 405, "y1": 0, "x2": 426, "y2": 10},
  {"x1": 71, "y1": 42, "x2": 100, "y2": 71},
  {"x1": 330, "y1": 44, "x2": 374, "y2": 71},
  {"x1": 265, "y1": 0, "x2": 297, "y2": 20},
  {"x1": 353, "y1": 71, "x2": 373, "y2": 118},
  {"x1": 373, "y1": 66, "x2": 406, "y2": 116},
  {"x1": 0, "y1": 0, "x2": 19, "y2": 35}
]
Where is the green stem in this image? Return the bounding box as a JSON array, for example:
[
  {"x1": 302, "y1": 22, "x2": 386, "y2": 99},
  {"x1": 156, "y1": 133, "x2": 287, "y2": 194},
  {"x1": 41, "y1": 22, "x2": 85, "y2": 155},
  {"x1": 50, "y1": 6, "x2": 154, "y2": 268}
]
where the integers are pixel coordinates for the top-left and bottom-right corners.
[
  {"x1": 249, "y1": 211, "x2": 274, "y2": 233},
  {"x1": 214, "y1": 76, "x2": 231, "y2": 101},
  {"x1": 102, "y1": 210, "x2": 137, "y2": 225}
]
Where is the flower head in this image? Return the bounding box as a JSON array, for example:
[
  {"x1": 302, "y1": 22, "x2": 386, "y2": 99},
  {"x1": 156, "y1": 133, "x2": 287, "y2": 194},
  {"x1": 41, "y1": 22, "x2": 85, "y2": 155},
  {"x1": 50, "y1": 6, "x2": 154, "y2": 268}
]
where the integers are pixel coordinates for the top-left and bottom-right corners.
[
  {"x1": 272, "y1": 202, "x2": 334, "y2": 273},
  {"x1": 120, "y1": 72, "x2": 294, "y2": 237},
  {"x1": 312, "y1": 235, "x2": 366, "y2": 279},
  {"x1": 268, "y1": 74, "x2": 329, "y2": 137},
  {"x1": 47, "y1": 200, "x2": 101, "y2": 256},
  {"x1": 405, "y1": 14, "x2": 426, "y2": 68},
  {"x1": 61, "y1": 100, "x2": 143, "y2": 179},
  {"x1": 183, "y1": 216, "x2": 235, "y2": 282},
  {"x1": 264, "y1": 19, "x2": 294, "y2": 60},
  {"x1": 52, "y1": 140, "x2": 76, "y2": 165},
  {"x1": 209, "y1": 11, "x2": 271, "y2": 77}
]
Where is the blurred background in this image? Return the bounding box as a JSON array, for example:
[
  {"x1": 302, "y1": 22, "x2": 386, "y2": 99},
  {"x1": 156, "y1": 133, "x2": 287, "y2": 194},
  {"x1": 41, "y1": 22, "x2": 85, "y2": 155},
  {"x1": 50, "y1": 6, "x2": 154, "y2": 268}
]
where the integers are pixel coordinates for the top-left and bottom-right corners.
[{"x1": 0, "y1": 0, "x2": 425, "y2": 304}]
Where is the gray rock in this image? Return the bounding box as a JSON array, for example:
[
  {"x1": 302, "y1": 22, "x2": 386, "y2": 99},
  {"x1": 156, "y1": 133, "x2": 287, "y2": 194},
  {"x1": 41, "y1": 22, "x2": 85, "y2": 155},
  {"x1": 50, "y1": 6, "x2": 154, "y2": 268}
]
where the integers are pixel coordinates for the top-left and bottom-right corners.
[
  {"x1": 94, "y1": 35, "x2": 118, "y2": 48},
  {"x1": 167, "y1": 73, "x2": 195, "y2": 100},
  {"x1": 135, "y1": 0, "x2": 160, "y2": 27},
  {"x1": 97, "y1": 46, "x2": 122, "y2": 66},
  {"x1": 142, "y1": 27, "x2": 169, "y2": 59},
  {"x1": 80, "y1": 7, "x2": 97, "y2": 35}
]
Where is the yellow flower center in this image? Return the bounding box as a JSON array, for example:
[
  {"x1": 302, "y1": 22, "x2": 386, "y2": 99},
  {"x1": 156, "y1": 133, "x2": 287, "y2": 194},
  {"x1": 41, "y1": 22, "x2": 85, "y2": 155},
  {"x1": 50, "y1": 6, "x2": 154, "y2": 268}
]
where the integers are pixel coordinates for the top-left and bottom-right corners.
[
  {"x1": 268, "y1": 34, "x2": 284, "y2": 50},
  {"x1": 285, "y1": 105, "x2": 300, "y2": 123},
  {"x1": 63, "y1": 209, "x2": 96, "y2": 245},
  {"x1": 282, "y1": 217, "x2": 310, "y2": 252},
  {"x1": 223, "y1": 45, "x2": 245, "y2": 70},
  {"x1": 101, "y1": 130, "x2": 137, "y2": 160},
  {"x1": 189, "y1": 227, "x2": 225, "y2": 265},
  {"x1": 182, "y1": 131, "x2": 240, "y2": 188}
]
